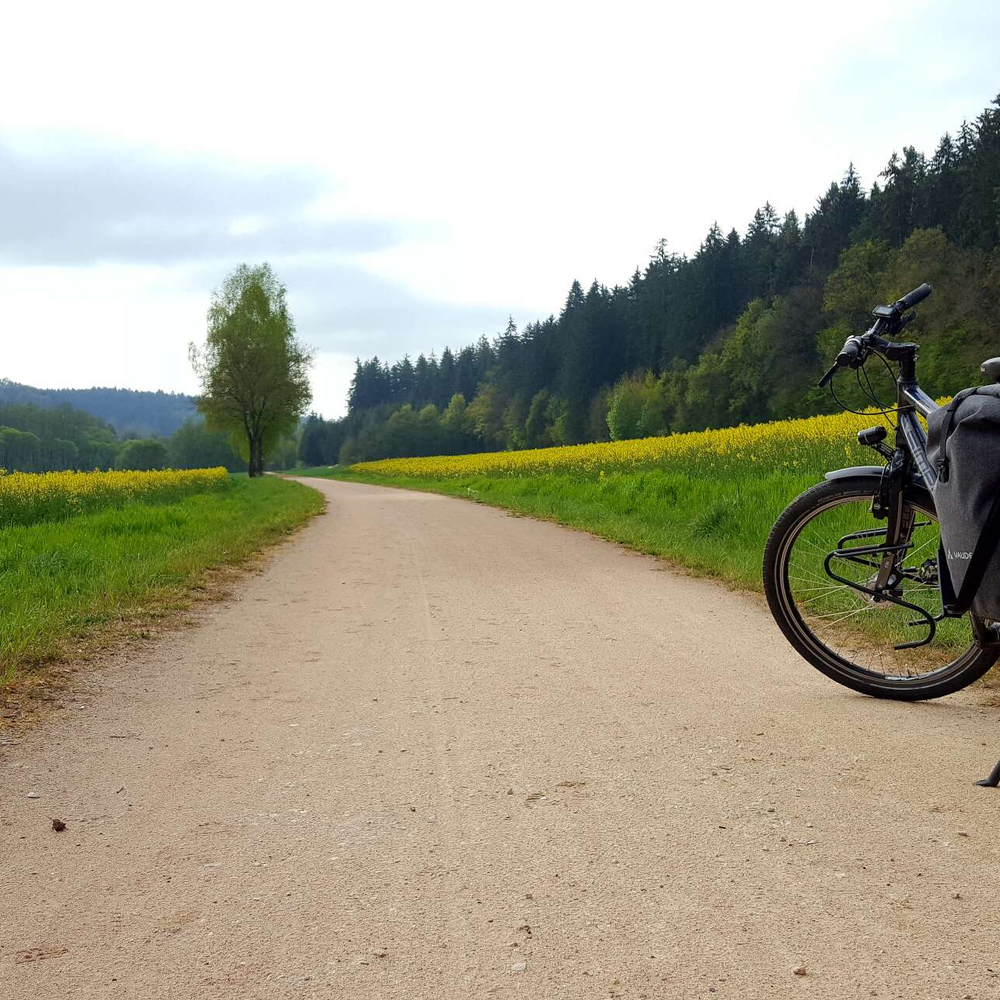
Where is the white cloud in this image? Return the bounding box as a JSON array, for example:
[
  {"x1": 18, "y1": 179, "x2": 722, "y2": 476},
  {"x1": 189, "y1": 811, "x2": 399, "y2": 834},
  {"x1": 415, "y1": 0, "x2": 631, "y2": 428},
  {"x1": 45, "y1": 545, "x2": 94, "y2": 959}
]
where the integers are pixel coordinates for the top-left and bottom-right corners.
[{"x1": 2, "y1": 0, "x2": 998, "y2": 416}]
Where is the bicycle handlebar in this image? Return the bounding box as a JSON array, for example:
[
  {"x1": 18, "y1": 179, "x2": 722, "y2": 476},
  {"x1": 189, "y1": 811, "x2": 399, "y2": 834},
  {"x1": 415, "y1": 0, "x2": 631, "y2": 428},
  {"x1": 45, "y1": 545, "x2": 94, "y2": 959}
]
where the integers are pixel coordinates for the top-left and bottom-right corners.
[
  {"x1": 837, "y1": 336, "x2": 863, "y2": 367},
  {"x1": 895, "y1": 282, "x2": 932, "y2": 311},
  {"x1": 817, "y1": 333, "x2": 864, "y2": 388},
  {"x1": 817, "y1": 282, "x2": 932, "y2": 387}
]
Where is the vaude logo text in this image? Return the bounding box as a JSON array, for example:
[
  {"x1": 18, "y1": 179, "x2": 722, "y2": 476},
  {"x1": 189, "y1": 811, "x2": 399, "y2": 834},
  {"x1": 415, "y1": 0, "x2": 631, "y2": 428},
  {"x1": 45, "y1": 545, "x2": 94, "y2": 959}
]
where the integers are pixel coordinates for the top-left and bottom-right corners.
[{"x1": 948, "y1": 549, "x2": 973, "y2": 560}]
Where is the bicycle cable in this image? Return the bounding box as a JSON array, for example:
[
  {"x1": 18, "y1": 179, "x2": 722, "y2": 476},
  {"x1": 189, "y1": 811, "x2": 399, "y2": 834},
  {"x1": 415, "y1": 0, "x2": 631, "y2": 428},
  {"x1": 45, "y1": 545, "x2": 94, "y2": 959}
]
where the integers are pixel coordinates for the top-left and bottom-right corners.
[
  {"x1": 827, "y1": 349, "x2": 901, "y2": 425},
  {"x1": 860, "y1": 354, "x2": 898, "y2": 428}
]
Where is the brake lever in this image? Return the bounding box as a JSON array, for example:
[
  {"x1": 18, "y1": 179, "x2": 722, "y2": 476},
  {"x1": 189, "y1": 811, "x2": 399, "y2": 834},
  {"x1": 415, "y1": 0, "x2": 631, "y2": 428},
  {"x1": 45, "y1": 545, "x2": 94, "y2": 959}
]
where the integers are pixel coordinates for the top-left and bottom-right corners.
[{"x1": 818, "y1": 362, "x2": 839, "y2": 388}]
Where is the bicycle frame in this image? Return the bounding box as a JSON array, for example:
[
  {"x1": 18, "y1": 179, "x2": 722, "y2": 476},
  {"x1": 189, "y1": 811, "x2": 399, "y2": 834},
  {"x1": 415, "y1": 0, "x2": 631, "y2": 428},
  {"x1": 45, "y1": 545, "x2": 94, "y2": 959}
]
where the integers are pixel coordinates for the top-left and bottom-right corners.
[
  {"x1": 776, "y1": 282, "x2": 1000, "y2": 782},
  {"x1": 896, "y1": 361, "x2": 939, "y2": 488},
  {"x1": 824, "y1": 349, "x2": 998, "y2": 649}
]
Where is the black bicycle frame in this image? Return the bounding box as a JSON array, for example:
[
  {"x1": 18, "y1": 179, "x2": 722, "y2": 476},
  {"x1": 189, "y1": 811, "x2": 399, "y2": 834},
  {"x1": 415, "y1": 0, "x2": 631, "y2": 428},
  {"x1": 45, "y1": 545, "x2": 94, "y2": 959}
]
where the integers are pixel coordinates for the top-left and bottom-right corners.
[
  {"x1": 824, "y1": 348, "x2": 999, "y2": 650},
  {"x1": 895, "y1": 356, "x2": 939, "y2": 488},
  {"x1": 815, "y1": 289, "x2": 1000, "y2": 785}
]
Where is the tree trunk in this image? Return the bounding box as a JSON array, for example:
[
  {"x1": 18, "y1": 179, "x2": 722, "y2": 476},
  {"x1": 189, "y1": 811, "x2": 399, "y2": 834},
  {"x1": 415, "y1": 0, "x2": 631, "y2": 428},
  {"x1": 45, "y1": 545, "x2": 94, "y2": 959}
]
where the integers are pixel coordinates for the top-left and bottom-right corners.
[{"x1": 248, "y1": 434, "x2": 263, "y2": 477}]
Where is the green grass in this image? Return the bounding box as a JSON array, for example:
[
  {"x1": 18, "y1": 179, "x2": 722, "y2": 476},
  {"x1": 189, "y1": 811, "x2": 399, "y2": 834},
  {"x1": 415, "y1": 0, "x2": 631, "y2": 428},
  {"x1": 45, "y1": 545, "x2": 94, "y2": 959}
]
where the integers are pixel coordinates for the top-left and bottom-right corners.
[
  {"x1": 0, "y1": 475, "x2": 324, "y2": 683},
  {"x1": 0, "y1": 466, "x2": 231, "y2": 529}
]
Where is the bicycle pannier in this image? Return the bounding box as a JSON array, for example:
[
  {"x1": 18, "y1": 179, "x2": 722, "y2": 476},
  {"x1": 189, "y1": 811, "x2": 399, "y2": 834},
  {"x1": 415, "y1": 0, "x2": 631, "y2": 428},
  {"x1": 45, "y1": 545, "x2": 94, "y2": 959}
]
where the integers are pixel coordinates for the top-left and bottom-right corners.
[{"x1": 926, "y1": 385, "x2": 1000, "y2": 619}]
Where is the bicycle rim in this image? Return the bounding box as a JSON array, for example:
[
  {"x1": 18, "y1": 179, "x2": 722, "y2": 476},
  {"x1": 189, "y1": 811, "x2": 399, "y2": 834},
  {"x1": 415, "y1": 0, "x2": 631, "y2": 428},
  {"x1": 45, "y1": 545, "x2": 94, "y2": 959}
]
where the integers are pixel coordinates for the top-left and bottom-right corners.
[{"x1": 776, "y1": 489, "x2": 981, "y2": 683}]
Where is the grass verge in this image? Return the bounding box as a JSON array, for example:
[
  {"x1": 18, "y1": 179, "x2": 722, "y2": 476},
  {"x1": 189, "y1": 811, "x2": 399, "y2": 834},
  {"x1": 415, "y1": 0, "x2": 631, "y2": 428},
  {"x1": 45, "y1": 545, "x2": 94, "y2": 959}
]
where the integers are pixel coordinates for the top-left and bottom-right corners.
[{"x1": 1, "y1": 475, "x2": 324, "y2": 686}]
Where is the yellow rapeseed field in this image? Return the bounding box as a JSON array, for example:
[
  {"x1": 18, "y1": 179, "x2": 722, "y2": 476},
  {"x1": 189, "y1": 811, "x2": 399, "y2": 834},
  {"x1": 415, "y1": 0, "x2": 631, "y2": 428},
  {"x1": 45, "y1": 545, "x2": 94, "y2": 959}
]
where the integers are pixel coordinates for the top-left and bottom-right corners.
[
  {"x1": 0, "y1": 467, "x2": 231, "y2": 528},
  {"x1": 351, "y1": 408, "x2": 898, "y2": 481}
]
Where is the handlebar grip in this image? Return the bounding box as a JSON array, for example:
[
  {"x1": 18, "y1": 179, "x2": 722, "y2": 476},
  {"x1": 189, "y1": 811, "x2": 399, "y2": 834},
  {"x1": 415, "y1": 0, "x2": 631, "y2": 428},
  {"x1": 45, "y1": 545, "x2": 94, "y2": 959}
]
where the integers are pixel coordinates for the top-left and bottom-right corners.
[
  {"x1": 897, "y1": 282, "x2": 932, "y2": 310},
  {"x1": 819, "y1": 335, "x2": 863, "y2": 387},
  {"x1": 837, "y1": 337, "x2": 862, "y2": 367}
]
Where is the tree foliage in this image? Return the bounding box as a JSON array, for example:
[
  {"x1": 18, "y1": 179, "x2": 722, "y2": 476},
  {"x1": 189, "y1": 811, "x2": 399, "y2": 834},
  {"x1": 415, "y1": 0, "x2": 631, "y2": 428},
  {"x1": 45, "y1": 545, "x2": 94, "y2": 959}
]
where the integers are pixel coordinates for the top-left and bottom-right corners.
[
  {"x1": 0, "y1": 380, "x2": 197, "y2": 438},
  {"x1": 190, "y1": 264, "x2": 313, "y2": 476},
  {"x1": 0, "y1": 402, "x2": 119, "y2": 471},
  {"x1": 167, "y1": 418, "x2": 247, "y2": 472},
  {"x1": 116, "y1": 438, "x2": 168, "y2": 471},
  {"x1": 311, "y1": 94, "x2": 1000, "y2": 464}
]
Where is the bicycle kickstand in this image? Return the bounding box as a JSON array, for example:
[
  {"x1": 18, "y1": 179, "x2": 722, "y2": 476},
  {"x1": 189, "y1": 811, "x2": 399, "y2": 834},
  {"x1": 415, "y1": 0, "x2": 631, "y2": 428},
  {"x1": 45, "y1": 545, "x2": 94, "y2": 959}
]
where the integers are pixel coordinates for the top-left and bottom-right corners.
[{"x1": 975, "y1": 756, "x2": 1000, "y2": 788}]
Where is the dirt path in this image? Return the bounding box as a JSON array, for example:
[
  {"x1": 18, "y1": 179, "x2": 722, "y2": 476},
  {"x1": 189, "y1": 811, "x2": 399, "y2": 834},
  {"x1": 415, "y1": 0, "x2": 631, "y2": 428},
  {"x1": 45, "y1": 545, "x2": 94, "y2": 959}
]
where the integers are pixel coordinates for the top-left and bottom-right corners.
[{"x1": 4, "y1": 478, "x2": 1000, "y2": 999}]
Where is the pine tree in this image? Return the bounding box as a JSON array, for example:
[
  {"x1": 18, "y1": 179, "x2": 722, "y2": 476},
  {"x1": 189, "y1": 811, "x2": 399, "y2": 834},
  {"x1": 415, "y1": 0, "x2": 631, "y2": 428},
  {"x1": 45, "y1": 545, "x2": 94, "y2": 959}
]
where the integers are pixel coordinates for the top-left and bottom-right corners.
[
  {"x1": 775, "y1": 210, "x2": 805, "y2": 291},
  {"x1": 928, "y1": 133, "x2": 960, "y2": 238},
  {"x1": 873, "y1": 147, "x2": 927, "y2": 246},
  {"x1": 391, "y1": 355, "x2": 416, "y2": 403},
  {"x1": 437, "y1": 347, "x2": 457, "y2": 407},
  {"x1": 455, "y1": 346, "x2": 478, "y2": 402},
  {"x1": 413, "y1": 353, "x2": 432, "y2": 404},
  {"x1": 556, "y1": 280, "x2": 591, "y2": 441},
  {"x1": 957, "y1": 95, "x2": 1000, "y2": 249}
]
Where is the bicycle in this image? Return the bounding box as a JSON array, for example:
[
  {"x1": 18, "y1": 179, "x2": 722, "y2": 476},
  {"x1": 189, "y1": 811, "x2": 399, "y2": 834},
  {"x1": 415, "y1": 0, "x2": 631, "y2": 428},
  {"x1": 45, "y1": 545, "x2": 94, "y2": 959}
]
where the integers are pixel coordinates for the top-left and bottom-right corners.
[{"x1": 763, "y1": 283, "x2": 1000, "y2": 702}]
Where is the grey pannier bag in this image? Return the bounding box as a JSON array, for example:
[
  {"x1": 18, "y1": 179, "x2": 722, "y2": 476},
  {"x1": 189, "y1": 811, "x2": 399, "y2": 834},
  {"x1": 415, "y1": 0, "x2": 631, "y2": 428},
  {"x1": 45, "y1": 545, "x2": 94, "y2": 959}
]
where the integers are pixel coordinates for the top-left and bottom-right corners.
[{"x1": 926, "y1": 384, "x2": 1000, "y2": 620}]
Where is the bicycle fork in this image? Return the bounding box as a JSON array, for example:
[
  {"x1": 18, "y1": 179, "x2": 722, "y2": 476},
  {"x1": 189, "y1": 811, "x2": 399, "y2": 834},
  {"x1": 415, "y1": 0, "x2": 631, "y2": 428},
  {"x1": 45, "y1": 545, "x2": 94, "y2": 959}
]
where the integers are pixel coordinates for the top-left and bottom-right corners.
[{"x1": 823, "y1": 448, "x2": 938, "y2": 649}]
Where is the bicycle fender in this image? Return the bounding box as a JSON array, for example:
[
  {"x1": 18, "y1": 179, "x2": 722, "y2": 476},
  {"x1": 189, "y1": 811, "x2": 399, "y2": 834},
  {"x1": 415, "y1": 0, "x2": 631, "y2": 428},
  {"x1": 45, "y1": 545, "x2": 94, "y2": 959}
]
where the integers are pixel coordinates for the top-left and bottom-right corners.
[
  {"x1": 824, "y1": 465, "x2": 929, "y2": 488},
  {"x1": 823, "y1": 466, "x2": 884, "y2": 481}
]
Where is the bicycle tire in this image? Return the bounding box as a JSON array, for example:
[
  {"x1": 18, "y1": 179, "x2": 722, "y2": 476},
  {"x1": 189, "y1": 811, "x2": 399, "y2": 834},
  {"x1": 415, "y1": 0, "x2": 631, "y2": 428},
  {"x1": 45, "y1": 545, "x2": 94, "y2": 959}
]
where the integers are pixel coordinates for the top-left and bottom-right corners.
[{"x1": 763, "y1": 475, "x2": 998, "y2": 700}]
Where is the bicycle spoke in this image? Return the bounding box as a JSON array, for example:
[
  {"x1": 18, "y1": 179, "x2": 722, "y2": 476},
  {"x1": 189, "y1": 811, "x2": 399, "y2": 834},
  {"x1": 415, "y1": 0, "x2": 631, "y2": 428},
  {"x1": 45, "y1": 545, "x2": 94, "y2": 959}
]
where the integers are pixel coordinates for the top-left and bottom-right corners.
[{"x1": 783, "y1": 493, "x2": 974, "y2": 680}]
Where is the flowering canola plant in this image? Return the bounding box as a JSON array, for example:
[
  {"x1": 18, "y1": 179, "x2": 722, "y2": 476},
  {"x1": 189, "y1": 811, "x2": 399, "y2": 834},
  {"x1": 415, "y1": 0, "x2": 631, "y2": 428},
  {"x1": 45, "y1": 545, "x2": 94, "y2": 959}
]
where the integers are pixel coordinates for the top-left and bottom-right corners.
[
  {"x1": 351, "y1": 409, "x2": 905, "y2": 482},
  {"x1": 0, "y1": 467, "x2": 231, "y2": 528}
]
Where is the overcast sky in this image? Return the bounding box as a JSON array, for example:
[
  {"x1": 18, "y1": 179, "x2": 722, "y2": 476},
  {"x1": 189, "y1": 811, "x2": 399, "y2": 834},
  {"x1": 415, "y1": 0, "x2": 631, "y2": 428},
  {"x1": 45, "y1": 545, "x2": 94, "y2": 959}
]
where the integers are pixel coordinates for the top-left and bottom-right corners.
[{"x1": 3, "y1": 1, "x2": 999, "y2": 417}]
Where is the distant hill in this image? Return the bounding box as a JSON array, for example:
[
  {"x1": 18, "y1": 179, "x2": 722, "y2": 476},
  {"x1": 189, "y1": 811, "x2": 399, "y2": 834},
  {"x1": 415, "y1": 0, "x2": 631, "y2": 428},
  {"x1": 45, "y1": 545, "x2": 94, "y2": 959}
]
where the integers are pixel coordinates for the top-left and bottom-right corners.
[{"x1": 0, "y1": 380, "x2": 198, "y2": 438}]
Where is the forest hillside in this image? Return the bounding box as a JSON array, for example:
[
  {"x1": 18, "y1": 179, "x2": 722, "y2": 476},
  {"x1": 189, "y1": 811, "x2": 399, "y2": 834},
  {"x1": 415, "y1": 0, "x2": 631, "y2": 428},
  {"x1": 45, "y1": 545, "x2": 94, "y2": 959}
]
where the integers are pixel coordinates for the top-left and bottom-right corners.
[
  {"x1": 0, "y1": 380, "x2": 197, "y2": 438},
  {"x1": 299, "y1": 93, "x2": 1000, "y2": 468}
]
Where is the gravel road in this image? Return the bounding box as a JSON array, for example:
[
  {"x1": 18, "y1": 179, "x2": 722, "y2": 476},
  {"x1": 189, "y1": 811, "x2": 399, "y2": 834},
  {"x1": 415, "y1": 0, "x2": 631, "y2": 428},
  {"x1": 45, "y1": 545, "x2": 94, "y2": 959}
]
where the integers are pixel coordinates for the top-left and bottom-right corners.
[{"x1": 4, "y1": 477, "x2": 1000, "y2": 999}]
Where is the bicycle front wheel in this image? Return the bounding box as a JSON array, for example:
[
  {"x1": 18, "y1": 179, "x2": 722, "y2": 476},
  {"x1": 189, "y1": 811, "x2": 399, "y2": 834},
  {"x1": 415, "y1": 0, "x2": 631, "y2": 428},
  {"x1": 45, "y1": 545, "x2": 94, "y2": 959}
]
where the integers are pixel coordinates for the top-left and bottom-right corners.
[{"x1": 763, "y1": 476, "x2": 998, "y2": 700}]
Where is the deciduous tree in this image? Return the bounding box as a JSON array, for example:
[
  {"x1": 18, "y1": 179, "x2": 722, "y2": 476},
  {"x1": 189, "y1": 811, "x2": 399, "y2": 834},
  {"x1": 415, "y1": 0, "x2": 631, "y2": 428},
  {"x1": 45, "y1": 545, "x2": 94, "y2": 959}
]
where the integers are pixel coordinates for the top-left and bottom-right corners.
[{"x1": 190, "y1": 264, "x2": 312, "y2": 477}]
